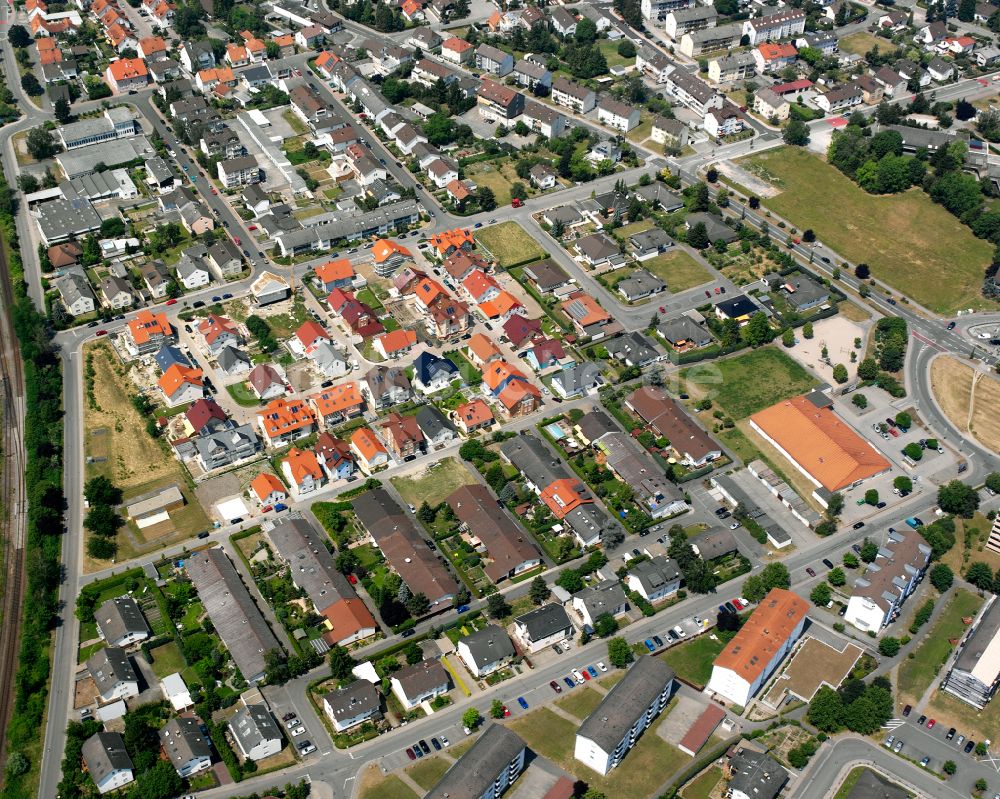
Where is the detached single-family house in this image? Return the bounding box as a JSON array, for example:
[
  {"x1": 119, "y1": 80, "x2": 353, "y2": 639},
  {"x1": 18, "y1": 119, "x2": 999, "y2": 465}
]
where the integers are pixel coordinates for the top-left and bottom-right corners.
[
  {"x1": 390, "y1": 659, "x2": 451, "y2": 710},
  {"x1": 512, "y1": 603, "x2": 574, "y2": 653},
  {"x1": 457, "y1": 625, "x2": 516, "y2": 678}
]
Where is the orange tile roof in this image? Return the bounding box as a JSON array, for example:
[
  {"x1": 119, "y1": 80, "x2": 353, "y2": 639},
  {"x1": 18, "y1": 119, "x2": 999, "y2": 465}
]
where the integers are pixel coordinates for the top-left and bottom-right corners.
[
  {"x1": 457, "y1": 398, "x2": 494, "y2": 428},
  {"x1": 295, "y1": 320, "x2": 330, "y2": 348},
  {"x1": 284, "y1": 447, "x2": 324, "y2": 483},
  {"x1": 323, "y1": 597, "x2": 376, "y2": 645},
  {"x1": 540, "y1": 478, "x2": 588, "y2": 518},
  {"x1": 350, "y1": 426, "x2": 386, "y2": 461},
  {"x1": 36, "y1": 36, "x2": 57, "y2": 51},
  {"x1": 479, "y1": 290, "x2": 521, "y2": 319},
  {"x1": 462, "y1": 269, "x2": 498, "y2": 299},
  {"x1": 467, "y1": 332, "x2": 501, "y2": 363},
  {"x1": 561, "y1": 292, "x2": 611, "y2": 328},
  {"x1": 757, "y1": 42, "x2": 797, "y2": 60},
  {"x1": 198, "y1": 66, "x2": 235, "y2": 84},
  {"x1": 402, "y1": 0, "x2": 421, "y2": 14},
  {"x1": 443, "y1": 36, "x2": 473, "y2": 52},
  {"x1": 482, "y1": 359, "x2": 524, "y2": 392},
  {"x1": 713, "y1": 588, "x2": 809, "y2": 682},
  {"x1": 311, "y1": 382, "x2": 363, "y2": 416},
  {"x1": 273, "y1": 34, "x2": 295, "y2": 47},
  {"x1": 108, "y1": 58, "x2": 148, "y2": 81},
  {"x1": 315, "y1": 50, "x2": 340, "y2": 70},
  {"x1": 246, "y1": 37, "x2": 265, "y2": 53},
  {"x1": 127, "y1": 309, "x2": 170, "y2": 345},
  {"x1": 198, "y1": 313, "x2": 237, "y2": 345},
  {"x1": 429, "y1": 228, "x2": 473, "y2": 255},
  {"x1": 498, "y1": 379, "x2": 540, "y2": 413},
  {"x1": 39, "y1": 47, "x2": 63, "y2": 65},
  {"x1": 750, "y1": 395, "x2": 891, "y2": 491},
  {"x1": 250, "y1": 472, "x2": 285, "y2": 502},
  {"x1": 412, "y1": 277, "x2": 445, "y2": 307},
  {"x1": 139, "y1": 35, "x2": 166, "y2": 55},
  {"x1": 259, "y1": 397, "x2": 316, "y2": 438},
  {"x1": 106, "y1": 24, "x2": 130, "y2": 47},
  {"x1": 226, "y1": 43, "x2": 248, "y2": 62},
  {"x1": 447, "y1": 179, "x2": 471, "y2": 200},
  {"x1": 372, "y1": 239, "x2": 412, "y2": 263},
  {"x1": 375, "y1": 329, "x2": 417, "y2": 355},
  {"x1": 157, "y1": 363, "x2": 203, "y2": 396}
]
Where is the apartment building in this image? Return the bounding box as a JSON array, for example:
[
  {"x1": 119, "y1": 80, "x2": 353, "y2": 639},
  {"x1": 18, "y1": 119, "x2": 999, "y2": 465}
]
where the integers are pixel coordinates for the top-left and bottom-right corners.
[
  {"x1": 844, "y1": 528, "x2": 931, "y2": 632},
  {"x1": 551, "y1": 76, "x2": 597, "y2": 113}
]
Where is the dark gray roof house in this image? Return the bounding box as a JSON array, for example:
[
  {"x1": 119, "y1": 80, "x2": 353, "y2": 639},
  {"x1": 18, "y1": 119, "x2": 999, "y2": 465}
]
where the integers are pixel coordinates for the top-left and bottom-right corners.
[
  {"x1": 458, "y1": 624, "x2": 516, "y2": 673},
  {"x1": 657, "y1": 316, "x2": 713, "y2": 350},
  {"x1": 425, "y1": 724, "x2": 527, "y2": 799},
  {"x1": 414, "y1": 405, "x2": 456, "y2": 445},
  {"x1": 522, "y1": 258, "x2": 569, "y2": 293},
  {"x1": 86, "y1": 646, "x2": 138, "y2": 699},
  {"x1": 185, "y1": 547, "x2": 280, "y2": 684},
  {"x1": 514, "y1": 603, "x2": 573, "y2": 643},
  {"x1": 159, "y1": 716, "x2": 212, "y2": 777},
  {"x1": 605, "y1": 332, "x2": 660, "y2": 367},
  {"x1": 95, "y1": 596, "x2": 150, "y2": 648},
  {"x1": 685, "y1": 212, "x2": 737, "y2": 244},
  {"x1": 617, "y1": 269, "x2": 667, "y2": 302},
  {"x1": 727, "y1": 746, "x2": 789, "y2": 799},
  {"x1": 575, "y1": 409, "x2": 618, "y2": 443},
  {"x1": 690, "y1": 527, "x2": 738, "y2": 561},
  {"x1": 500, "y1": 434, "x2": 568, "y2": 491},
  {"x1": 82, "y1": 732, "x2": 134, "y2": 793},
  {"x1": 628, "y1": 227, "x2": 674, "y2": 258},
  {"x1": 322, "y1": 680, "x2": 381, "y2": 726}
]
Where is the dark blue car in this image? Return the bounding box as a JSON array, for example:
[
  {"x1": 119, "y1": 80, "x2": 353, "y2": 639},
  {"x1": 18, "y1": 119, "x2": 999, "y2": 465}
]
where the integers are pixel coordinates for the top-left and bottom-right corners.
[
  {"x1": 563, "y1": 677, "x2": 575, "y2": 689},
  {"x1": 517, "y1": 697, "x2": 528, "y2": 709}
]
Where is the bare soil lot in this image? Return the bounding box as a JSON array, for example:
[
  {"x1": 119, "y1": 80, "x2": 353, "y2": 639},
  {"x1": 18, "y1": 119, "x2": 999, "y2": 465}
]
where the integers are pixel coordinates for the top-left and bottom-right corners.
[{"x1": 931, "y1": 355, "x2": 1000, "y2": 454}]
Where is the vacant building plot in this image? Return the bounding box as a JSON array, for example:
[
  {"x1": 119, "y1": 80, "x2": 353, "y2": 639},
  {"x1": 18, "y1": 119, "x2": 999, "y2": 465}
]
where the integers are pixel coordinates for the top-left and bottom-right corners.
[
  {"x1": 931, "y1": 355, "x2": 1000, "y2": 455},
  {"x1": 739, "y1": 148, "x2": 996, "y2": 314},
  {"x1": 475, "y1": 221, "x2": 546, "y2": 269},
  {"x1": 646, "y1": 250, "x2": 715, "y2": 294},
  {"x1": 761, "y1": 637, "x2": 862, "y2": 709},
  {"x1": 390, "y1": 457, "x2": 477, "y2": 507}
]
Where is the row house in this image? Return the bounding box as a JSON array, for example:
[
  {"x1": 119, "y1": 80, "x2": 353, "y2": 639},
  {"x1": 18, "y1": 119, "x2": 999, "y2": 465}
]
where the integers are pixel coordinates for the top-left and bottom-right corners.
[
  {"x1": 665, "y1": 5, "x2": 717, "y2": 40},
  {"x1": 551, "y1": 76, "x2": 597, "y2": 114},
  {"x1": 522, "y1": 100, "x2": 568, "y2": 139},
  {"x1": 597, "y1": 97, "x2": 640, "y2": 132},
  {"x1": 477, "y1": 79, "x2": 524, "y2": 122},
  {"x1": 636, "y1": 47, "x2": 673, "y2": 84},
  {"x1": 708, "y1": 52, "x2": 756, "y2": 83},
  {"x1": 512, "y1": 58, "x2": 551, "y2": 91},
  {"x1": 743, "y1": 8, "x2": 806, "y2": 45},
  {"x1": 412, "y1": 58, "x2": 457, "y2": 88},
  {"x1": 679, "y1": 22, "x2": 742, "y2": 57}
]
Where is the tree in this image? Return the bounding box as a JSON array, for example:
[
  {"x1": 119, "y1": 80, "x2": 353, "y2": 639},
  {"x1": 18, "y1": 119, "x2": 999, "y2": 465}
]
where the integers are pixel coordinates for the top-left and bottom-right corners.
[
  {"x1": 810, "y1": 582, "x2": 832, "y2": 606},
  {"x1": 556, "y1": 569, "x2": 584, "y2": 593},
  {"x1": 486, "y1": 593, "x2": 511, "y2": 619},
  {"x1": 617, "y1": 40, "x2": 636, "y2": 58},
  {"x1": 966, "y1": 561, "x2": 995, "y2": 592},
  {"x1": 828, "y1": 567, "x2": 846, "y2": 587},
  {"x1": 894, "y1": 476, "x2": 913, "y2": 493},
  {"x1": 938, "y1": 480, "x2": 979, "y2": 518},
  {"x1": 742, "y1": 573, "x2": 766, "y2": 603},
  {"x1": 878, "y1": 637, "x2": 901, "y2": 657},
  {"x1": 865, "y1": 489, "x2": 879, "y2": 506},
  {"x1": 843, "y1": 552, "x2": 859, "y2": 568},
  {"x1": 761, "y1": 562, "x2": 790, "y2": 591},
  {"x1": 613, "y1": 0, "x2": 642, "y2": 28},
  {"x1": 406, "y1": 592, "x2": 430, "y2": 617},
  {"x1": 860, "y1": 538, "x2": 879, "y2": 563},
  {"x1": 490, "y1": 699, "x2": 506, "y2": 718},
  {"x1": 854, "y1": 263, "x2": 870, "y2": 279},
  {"x1": 833, "y1": 364, "x2": 849, "y2": 384},
  {"x1": 84, "y1": 475, "x2": 122, "y2": 507},
  {"x1": 529, "y1": 576, "x2": 551, "y2": 605},
  {"x1": 743, "y1": 312, "x2": 773, "y2": 347},
  {"x1": 802, "y1": 322, "x2": 814, "y2": 339},
  {"x1": 976, "y1": 742, "x2": 989, "y2": 756},
  {"x1": 84, "y1": 504, "x2": 122, "y2": 538},
  {"x1": 417, "y1": 501, "x2": 436, "y2": 524},
  {"x1": 930, "y1": 563, "x2": 954, "y2": 592},
  {"x1": 476, "y1": 185, "x2": 496, "y2": 211},
  {"x1": 782, "y1": 329, "x2": 795, "y2": 348},
  {"x1": 26, "y1": 128, "x2": 58, "y2": 160},
  {"x1": 87, "y1": 536, "x2": 117, "y2": 560},
  {"x1": 575, "y1": 16, "x2": 597, "y2": 43},
  {"x1": 607, "y1": 636, "x2": 633, "y2": 668},
  {"x1": 943, "y1": 760, "x2": 957, "y2": 776},
  {"x1": 827, "y1": 492, "x2": 844, "y2": 518},
  {"x1": 462, "y1": 708, "x2": 482, "y2": 731},
  {"x1": 976, "y1": 778, "x2": 989, "y2": 793},
  {"x1": 986, "y1": 472, "x2": 1000, "y2": 494},
  {"x1": 8, "y1": 25, "x2": 30, "y2": 47},
  {"x1": 329, "y1": 645, "x2": 357, "y2": 680},
  {"x1": 895, "y1": 412, "x2": 912, "y2": 429},
  {"x1": 134, "y1": 760, "x2": 184, "y2": 799},
  {"x1": 687, "y1": 221, "x2": 709, "y2": 249},
  {"x1": 594, "y1": 612, "x2": 618, "y2": 637},
  {"x1": 903, "y1": 443, "x2": 923, "y2": 461},
  {"x1": 783, "y1": 118, "x2": 810, "y2": 146},
  {"x1": 857, "y1": 358, "x2": 878, "y2": 381},
  {"x1": 335, "y1": 549, "x2": 359, "y2": 575},
  {"x1": 808, "y1": 686, "x2": 846, "y2": 732},
  {"x1": 54, "y1": 96, "x2": 72, "y2": 124},
  {"x1": 852, "y1": 394, "x2": 868, "y2": 409},
  {"x1": 20, "y1": 73, "x2": 43, "y2": 97}
]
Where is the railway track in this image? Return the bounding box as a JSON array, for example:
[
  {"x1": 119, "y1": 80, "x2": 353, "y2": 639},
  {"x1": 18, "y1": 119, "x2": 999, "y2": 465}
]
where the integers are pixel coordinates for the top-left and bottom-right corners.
[{"x1": 0, "y1": 233, "x2": 28, "y2": 780}]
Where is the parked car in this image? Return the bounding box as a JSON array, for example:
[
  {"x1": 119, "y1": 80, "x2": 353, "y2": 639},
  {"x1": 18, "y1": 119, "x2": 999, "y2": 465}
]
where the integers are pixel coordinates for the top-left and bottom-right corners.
[
  {"x1": 927, "y1": 719, "x2": 936, "y2": 729},
  {"x1": 902, "y1": 704, "x2": 912, "y2": 717},
  {"x1": 517, "y1": 697, "x2": 529, "y2": 710},
  {"x1": 965, "y1": 740, "x2": 976, "y2": 754},
  {"x1": 406, "y1": 748, "x2": 416, "y2": 760},
  {"x1": 822, "y1": 559, "x2": 835, "y2": 569},
  {"x1": 597, "y1": 661, "x2": 608, "y2": 672},
  {"x1": 652, "y1": 636, "x2": 664, "y2": 648},
  {"x1": 947, "y1": 728, "x2": 957, "y2": 740},
  {"x1": 291, "y1": 726, "x2": 306, "y2": 736},
  {"x1": 806, "y1": 567, "x2": 816, "y2": 577},
  {"x1": 893, "y1": 739, "x2": 904, "y2": 753},
  {"x1": 550, "y1": 680, "x2": 562, "y2": 693},
  {"x1": 298, "y1": 741, "x2": 316, "y2": 755},
  {"x1": 431, "y1": 738, "x2": 441, "y2": 751},
  {"x1": 884, "y1": 735, "x2": 895, "y2": 749},
  {"x1": 563, "y1": 677, "x2": 575, "y2": 689},
  {"x1": 918, "y1": 715, "x2": 927, "y2": 726},
  {"x1": 418, "y1": 740, "x2": 430, "y2": 754},
  {"x1": 587, "y1": 665, "x2": 598, "y2": 678},
  {"x1": 572, "y1": 669, "x2": 585, "y2": 684},
  {"x1": 853, "y1": 522, "x2": 865, "y2": 530},
  {"x1": 672, "y1": 626, "x2": 686, "y2": 638},
  {"x1": 920, "y1": 756, "x2": 930, "y2": 768}
]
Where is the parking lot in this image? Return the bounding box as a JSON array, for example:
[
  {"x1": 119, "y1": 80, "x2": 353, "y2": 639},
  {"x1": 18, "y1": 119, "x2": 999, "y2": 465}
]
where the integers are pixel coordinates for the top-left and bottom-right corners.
[{"x1": 884, "y1": 713, "x2": 989, "y2": 777}]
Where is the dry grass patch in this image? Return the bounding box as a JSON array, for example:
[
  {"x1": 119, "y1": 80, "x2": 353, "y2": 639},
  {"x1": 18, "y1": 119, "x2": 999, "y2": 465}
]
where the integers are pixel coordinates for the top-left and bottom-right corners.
[
  {"x1": 931, "y1": 355, "x2": 1000, "y2": 454},
  {"x1": 475, "y1": 221, "x2": 546, "y2": 268},
  {"x1": 357, "y1": 765, "x2": 418, "y2": 799},
  {"x1": 390, "y1": 457, "x2": 476, "y2": 507}
]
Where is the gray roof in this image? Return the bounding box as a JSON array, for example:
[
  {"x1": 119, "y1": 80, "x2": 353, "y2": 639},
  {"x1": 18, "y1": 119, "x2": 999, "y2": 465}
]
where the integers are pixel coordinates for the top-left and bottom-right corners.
[
  {"x1": 634, "y1": 182, "x2": 684, "y2": 210},
  {"x1": 194, "y1": 423, "x2": 260, "y2": 464},
  {"x1": 414, "y1": 405, "x2": 455, "y2": 439},
  {"x1": 515, "y1": 603, "x2": 572, "y2": 641},
  {"x1": 159, "y1": 716, "x2": 212, "y2": 769},
  {"x1": 176, "y1": 253, "x2": 211, "y2": 280},
  {"x1": 953, "y1": 597, "x2": 1000, "y2": 675},
  {"x1": 728, "y1": 747, "x2": 789, "y2": 799},
  {"x1": 185, "y1": 547, "x2": 280, "y2": 681},
  {"x1": 628, "y1": 555, "x2": 681, "y2": 595},
  {"x1": 605, "y1": 331, "x2": 660, "y2": 366},
  {"x1": 56, "y1": 267, "x2": 96, "y2": 307},
  {"x1": 459, "y1": 624, "x2": 515, "y2": 668},
  {"x1": 323, "y1": 680, "x2": 380, "y2": 722},
  {"x1": 425, "y1": 724, "x2": 526, "y2": 799},
  {"x1": 523, "y1": 99, "x2": 566, "y2": 127},
  {"x1": 393, "y1": 658, "x2": 450, "y2": 697},
  {"x1": 267, "y1": 515, "x2": 355, "y2": 612},
  {"x1": 576, "y1": 409, "x2": 618, "y2": 442},
  {"x1": 522, "y1": 258, "x2": 568, "y2": 290},
  {"x1": 145, "y1": 156, "x2": 174, "y2": 184},
  {"x1": 564, "y1": 503, "x2": 612, "y2": 543},
  {"x1": 575, "y1": 232, "x2": 619, "y2": 261},
  {"x1": 670, "y1": 5, "x2": 718, "y2": 22},
  {"x1": 208, "y1": 238, "x2": 242, "y2": 266},
  {"x1": 543, "y1": 205, "x2": 583, "y2": 225},
  {"x1": 778, "y1": 272, "x2": 830, "y2": 310},
  {"x1": 217, "y1": 344, "x2": 251, "y2": 372},
  {"x1": 575, "y1": 579, "x2": 629, "y2": 619},
  {"x1": 95, "y1": 596, "x2": 150, "y2": 644},
  {"x1": 657, "y1": 315, "x2": 712, "y2": 348},
  {"x1": 82, "y1": 732, "x2": 133, "y2": 785},
  {"x1": 500, "y1": 434, "x2": 568, "y2": 489},
  {"x1": 274, "y1": 200, "x2": 420, "y2": 253},
  {"x1": 229, "y1": 704, "x2": 282, "y2": 750},
  {"x1": 596, "y1": 432, "x2": 684, "y2": 506},
  {"x1": 86, "y1": 646, "x2": 137, "y2": 695},
  {"x1": 56, "y1": 136, "x2": 154, "y2": 179},
  {"x1": 577, "y1": 657, "x2": 675, "y2": 750},
  {"x1": 629, "y1": 227, "x2": 674, "y2": 252},
  {"x1": 618, "y1": 269, "x2": 667, "y2": 300},
  {"x1": 35, "y1": 196, "x2": 103, "y2": 242},
  {"x1": 686, "y1": 212, "x2": 736, "y2": 243},
  {"x1": 690, "y1": 527, "x2": 738, "y2": 561}
]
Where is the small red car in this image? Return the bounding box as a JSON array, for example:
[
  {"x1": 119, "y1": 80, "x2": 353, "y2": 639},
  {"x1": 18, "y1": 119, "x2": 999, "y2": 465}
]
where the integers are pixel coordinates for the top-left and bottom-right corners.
[
  {"x1": 581, "y1": 670, "x2": 591, "y2": 681},
  {"x1": 96, "y1": 329, "x2": 108, "y2": 336},
  {"x1": 348, "y1": 574, "x2": 357, "y2": 584},
  {"x1": 927, "y1": 719, "x2": 936, "y2": 729},
  {"x1": 659, "y1": 306, "x2": 666, "y2": 313},
  {"x1": 211, "y1": 187, "x2": 217, "y2": 195},
  {"x1": 262, "y1": 505, "x2": 273, "y2": 513},
  {"x1": 511, "y1": 198, "x2": 523, "y2": 208},
  {"x1": 406, "y1": 748, "x2": 416, "y2": 760},
  {"x1": 503, "y1": 705, "x2": 510, "y2": 717},
  {"x1": 248, "y1": 225, "x2": 257, "y2": 231},
  {"x1": 234, "y1": 236, "x2": 241, "y2": 246},
  {"x1": 165, "y1": 298, "x2": 178, "y2": 305},
  {"x1": 715, "y1": 287, "x2": 721, "y2": 294}
]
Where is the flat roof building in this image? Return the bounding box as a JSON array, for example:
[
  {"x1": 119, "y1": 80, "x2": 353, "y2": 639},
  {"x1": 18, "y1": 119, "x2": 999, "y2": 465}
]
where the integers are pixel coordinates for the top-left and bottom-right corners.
[{"x1": 574, "y1": 656, "x2": 676, "y2": 775}]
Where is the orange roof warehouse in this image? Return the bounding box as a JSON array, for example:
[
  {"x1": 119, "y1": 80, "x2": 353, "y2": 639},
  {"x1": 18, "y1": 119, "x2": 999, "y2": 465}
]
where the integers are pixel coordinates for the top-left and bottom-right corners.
[{"x1": 749, "y1": 393, "x2": 890, "y2": 505}]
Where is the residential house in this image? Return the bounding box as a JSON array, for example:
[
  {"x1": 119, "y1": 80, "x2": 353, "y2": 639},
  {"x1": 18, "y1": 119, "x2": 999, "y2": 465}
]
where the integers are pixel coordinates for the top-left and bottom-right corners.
[
  {"x1": 314, "y1": 433, "x2": 355, "y2": 481},
  {"x1": 665, "y1": 5, "x2": 717, "y2": 40},
  {"x1": 475, "y1": 43, "x2": 514, "y2": 76},
  {"x1": 454, "y1": 398, "x2": 494, "y2": 434},
  {"x1": 512, "y1": 603, "x2": 574, "y2": 653},
  {"x1": 551, "y1": 76, "x2": 597, "y2": 113},
  {"x1": 363, "y1": 365, "x2": 411, "y2": 410},
  {"x1": 626, "y1": 556, "x2": 682, "y2": 602},
  {"x1": 522, "y1": 100, "x2": 568, "y2": 139},
  {"x1": 199, "y1": 314, "x2": 242, "y2": 354},
  {"x1": 247, "y1": 363, "x2": 285, "y2": 400},
  {"x1": 381, "y1": 412, "x2": 424, "y2": 460},
  {"x1": 626, "y1": 386, "x2": 721, "y2": 467},
  {"x1": 617, "y1": 269, "x2": 668, "y2": 302},
  {"x1": 572, "y1": 580, "x2": 629, "y2": 629},
  {"x1": 250, "y1": 472, "x2": 286, "y2": 508},
  {"x1": 513, "y1": 58, "x2": 551, "y2": 90},
  {"x1": 651, "y1": 117, "x2": 689, "y2": 149},
  {"x1": 281, "y1": 447, "x2": 325, "y2": 496},
  {"x1": 413, "y1": 351, "x2": 460, "y2": 394},
  {"x1": 105, "y1": 58, "x2": 149, "y2": 93},
  {"x1": 159, "y1": 717, "x2": 212, "y2": 778},
  {"x1": 815, "y1": 83, "x2": 863, "y2": 113},
  {"x1": 597, "y1": 97, "x2": 641, "y2": 132},
  {"x1": 425, "y1": 725, "x2": 527, "y2": 799},
  {"x1": 82, "y1": 732, "x2": 134, "y2": 794},
  {"x1": 477, "y1": 79, "x2": 524, "y2": 122},
  {"x1": 95, "y1": 597, "x2": 150, "y2": 648},
  {"x1": 256, "y1": 396, "x2": 316, "y2": 447},
  {"x1": 604, "y1": 332, "x2": 660, "y2": 368},
  {"x1": 158, "y1": 364, "x2": 204, "y2": 407},
  {"x1": 753, "y1": 87, "x2": 790, "y2": 121},
  {"x1": 743, "y1": 8, "x2": 806, "y2": 45},
  {"x1": 350, "y1": 427, "x2": 389, "y2": 473},
  {"x1": 705, "y1": 103, "x2": 745, "y2": 139},
  {"x1": 845, "y1": 529, "x2": 931, "y2": 632},
  {"x1": 195, "y1": 425, "x2": 261, "y2": 471},
  {"x1": 441, "y1": 36, "x2": 474, "y2": 65},
  {"x1": 87, "y1": 647, "x2": 139, "y2": 703},
  {"x1": 679, "y1": 23, "x2": 742, "y2": 57},
  {"x1": 390, "y1": 659, "x2": 450, "y2": 710},
  {"x1": 457, "y1": 625, "x2": 516, "y2": 677},
  {"x1": 636, "y1": 47, "x2": 674, "y2": 84},
  {"x1": 126, "y1": 309, "x2": 173, "y2": 354},
  {"x1": 228, "y1": 705, "x2": 282, "y2": 762},
  {"x1": 709, "y1": 52, "x2": 756, "y2": 83},
  {"x1": 99, "y1": 275, "x2": 132, "y2": 310},
  {"x1": 561, "y1": 291, "x2": 614, "y2": 339}
]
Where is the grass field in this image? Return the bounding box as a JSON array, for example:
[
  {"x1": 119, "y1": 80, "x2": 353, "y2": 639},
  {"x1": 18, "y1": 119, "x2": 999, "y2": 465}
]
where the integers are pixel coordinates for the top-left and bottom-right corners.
[
  {"x1": 226, "y1": 381, "x2": 260, "y2": 407},
  {"x1": 149, "y1": 641, "x2": 186, "y2": 678},
  {"x1": 598, "y1": 39, "x2": 634, "y2": 69},
  {"x1": 358, "y1": 773, "x2": 418, "y2": 799},
  {"x1": 838, "y1": 31, "x2": 885, "y2": 57},
  {"x1": 683, "y1": 766, "x2": 722, "y2": 799},
  {"x1": 466, "y1": 162, "x2": 515, "y2": 206},
  {"x1": 940, "y1": 514, "x2": 1000, "y2": 576},
  {"x1": 406, "y1": 757, "x2": 451, "y2": 790},
  {"x1": 475, "y1": 221, "x2": 546, "y2": 268},
  {"x1": 681, "y1": 347, "x2": 818, "y2": 419},
  {"x1": 645, "y1": 250, "x2": 715, "y2": 294},
  {"x1": 390, "y1": 457, "x2": 476, "y2": 507},
  {"x1": 898, "y1": 589, "x2": 983, "y2": 704},
  {"x1": 661, "y1": 632, "x2": 732, "y2": 688},
  {"x1": 556, "y1": 686, "x2": 605, "y2": 720},
  {"x1": 931, "y1": 356, "x2": 1000, "y2": 455},
  {"x1": 926, "y1": 682, "x2": 1000, "y2": 747},
  {"x1": 509, "y1": 703, "x2": 688, "y2": 798},
  {"x1": 739, "y1": 148, "x2": 996, "y2": 314}
]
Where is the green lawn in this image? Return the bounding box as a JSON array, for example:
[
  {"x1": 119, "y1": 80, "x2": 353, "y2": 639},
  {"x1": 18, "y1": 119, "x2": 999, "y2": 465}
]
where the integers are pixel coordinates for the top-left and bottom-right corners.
[
  {"x1": 390, "y1": 457, "x2": 476, "y2": 507},
  {"x1": 466, "y1": 162, "x2": 514, "y2": 206},
  {"x1": 598, "y1": 39, "x2": 633, "y2": 69},
  {"x1": 682, "y1": 347, "x2": 818, "y2": 419},
  {"x1": 898, "y1": 589, "x2": 984, "y2": 703},
  {"x1": 556, "y1": 686, "x2": 605, "y2": 720},
  {"x1": 837, "y1": 31, "x2": 885, "y2": 57},
  {"x1": 645, "y1": 250, "x2": 715, "y2": 294},
  {"x1": 683, "y1": 766, "x2": 723, "y2": 799},
  {"x1": 226, "y1": 382, "x2": 260, "y2": 407},
  {"x1": 356, "y1": 288, "x2": 384, "y2": 312},
  {"x1": 475, "y1": 221, "x2": 546, "y2": 268},
  {"x1": 739, "y1": 147, "x2": 996, "y2": 314},
  {"x1": 149, "y1": 641, "x2": 187, "y2": 679},
  {"x1": 661, "y1": 632, "x2": 733, "y2": 688},
  {"x1": 406, "y1": 757, "x2": 451, "y2": 791},
  {"x1": 359, "y1": 774, "x2": 418, "y2": 799}
]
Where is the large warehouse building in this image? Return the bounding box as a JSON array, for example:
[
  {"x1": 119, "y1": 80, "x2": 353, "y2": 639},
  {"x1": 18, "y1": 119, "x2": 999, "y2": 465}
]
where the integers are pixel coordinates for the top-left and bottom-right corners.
[{"x1": 749, "y1": 393, "x2": 890, "y2": 503}]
